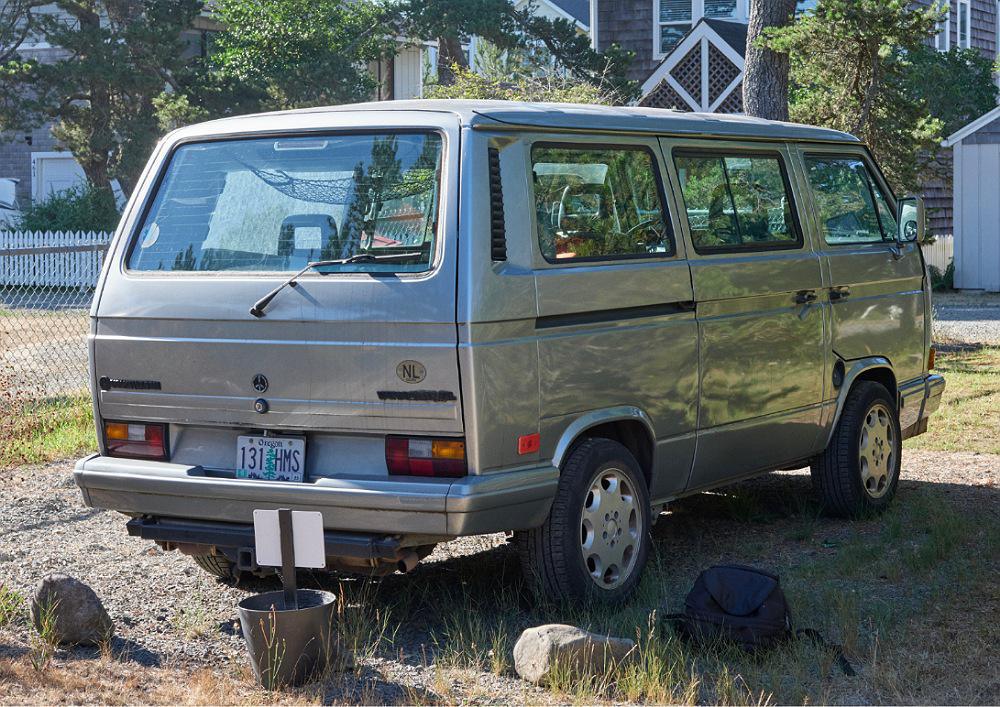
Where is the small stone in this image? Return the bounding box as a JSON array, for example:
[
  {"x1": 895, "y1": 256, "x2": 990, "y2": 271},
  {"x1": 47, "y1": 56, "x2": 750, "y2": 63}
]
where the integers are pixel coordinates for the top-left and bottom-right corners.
[
  {"x1": 31, "y1": 573, "x2": 114, "y2": 646},
  {"x1": 513, "y1": 624, "x2": 636, "y2": 685}
]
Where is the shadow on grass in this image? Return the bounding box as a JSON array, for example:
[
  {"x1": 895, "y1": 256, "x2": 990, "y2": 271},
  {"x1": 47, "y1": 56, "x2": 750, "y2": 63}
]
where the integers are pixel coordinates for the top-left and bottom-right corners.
[{"x1": 254, "y1": 470, "x2": 998, "y2": 704}]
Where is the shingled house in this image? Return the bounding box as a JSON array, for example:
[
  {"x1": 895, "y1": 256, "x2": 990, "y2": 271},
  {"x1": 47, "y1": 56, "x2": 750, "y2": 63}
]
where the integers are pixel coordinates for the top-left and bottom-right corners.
[
  {"x1": 3, "y1": 0, "x2": 996, "y2": 235},
  {"x1": 592, "y1": 0, "x2": 1000, "y2": 236}
]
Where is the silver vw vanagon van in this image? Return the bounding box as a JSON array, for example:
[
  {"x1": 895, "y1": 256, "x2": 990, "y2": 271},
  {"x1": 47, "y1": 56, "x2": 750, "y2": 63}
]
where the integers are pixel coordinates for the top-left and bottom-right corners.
[{"x1": 75, "y1": 101, "x2": 944, "y2": 602}]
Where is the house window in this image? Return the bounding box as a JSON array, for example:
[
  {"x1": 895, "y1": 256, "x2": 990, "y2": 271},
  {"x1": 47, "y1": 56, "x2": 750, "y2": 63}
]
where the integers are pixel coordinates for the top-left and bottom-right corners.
[
  {"x1": 935, "y1": 2, "x2": 951, "y2": 51},
  {"x1": 655, "y1": 0, "x2": 746, "y2": 56},
  {"x1": 658, "y1": 0, "x2": 693, "y2": 54},
  {"x1": 704, "y1": 0, "x2": 737, "y2": 19},
  {"x1": 958, "y1": 0, "x2": 971, "y2": 48}
]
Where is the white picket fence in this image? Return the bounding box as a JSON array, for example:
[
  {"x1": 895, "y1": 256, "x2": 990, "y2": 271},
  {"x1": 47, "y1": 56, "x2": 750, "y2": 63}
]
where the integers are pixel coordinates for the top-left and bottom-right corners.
[
  {"x1": 922, "y1": 234, "x2": 954, "y2": 272},
  {"x1": 0, "y1": 228, "x2": 960, "y2": 288},
  {"x1": 0, "y1": 230, "x2": 114, "y2": 288}
]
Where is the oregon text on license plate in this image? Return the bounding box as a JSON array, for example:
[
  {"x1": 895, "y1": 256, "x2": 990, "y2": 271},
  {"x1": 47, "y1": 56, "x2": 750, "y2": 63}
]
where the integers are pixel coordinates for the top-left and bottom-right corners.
[{"x1": 236, "y1": 435, "x2": 305, "y2": 482}]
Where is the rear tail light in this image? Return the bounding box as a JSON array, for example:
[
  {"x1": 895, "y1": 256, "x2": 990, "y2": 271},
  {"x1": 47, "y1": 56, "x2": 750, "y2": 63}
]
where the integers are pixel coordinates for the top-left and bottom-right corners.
[
  {"x1": 104, "y1": 421, "x2": 167, "y2": 460},
  {"x1": 386, "y1": 436, "x2": 467, "y2": 477},
  {"x1": 928, "y1": 346, "x2": 936, "y2": 370}
]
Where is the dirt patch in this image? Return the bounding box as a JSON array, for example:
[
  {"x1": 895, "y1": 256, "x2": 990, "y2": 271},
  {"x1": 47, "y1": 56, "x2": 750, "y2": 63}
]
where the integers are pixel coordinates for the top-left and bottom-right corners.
[{"x1": 1, "y1": 450, "x2": 997, "y2": 705}]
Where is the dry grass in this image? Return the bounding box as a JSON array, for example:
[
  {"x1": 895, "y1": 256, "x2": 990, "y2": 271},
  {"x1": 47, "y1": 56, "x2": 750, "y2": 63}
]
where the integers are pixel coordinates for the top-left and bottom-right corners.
[
  {"x1": 0, "y1": 459, "x2": 994, "y2": 705},
  {"x1": 0, "y1": 657, "x2": 313, "y2": 705},
  {"x1": 0, "y1": 346, "x2": 995, "y2": 705},
  {"x1": 406, "y1": 473, "x2": 997, "y2": 705},
  {"x1": 0, "y1": 392, "x2": 94, "y2": 469},
  {"x1": 905, "y1": 345, "x2": 1000, "y2": 455}
]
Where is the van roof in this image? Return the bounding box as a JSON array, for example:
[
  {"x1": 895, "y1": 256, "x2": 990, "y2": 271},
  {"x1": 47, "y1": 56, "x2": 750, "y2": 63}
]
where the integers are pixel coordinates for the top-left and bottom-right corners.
[{"x1": 197, "y1": 100, "x2": 860, "y2": 145}]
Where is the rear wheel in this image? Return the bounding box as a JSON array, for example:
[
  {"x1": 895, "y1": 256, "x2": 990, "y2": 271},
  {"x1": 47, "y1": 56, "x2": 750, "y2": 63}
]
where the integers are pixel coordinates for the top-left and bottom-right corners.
[
  {"x1": 517, "y1": 438, "x2": 651, "y2": 604},
  {"x1": 811, "y1": 381, "x2": 901, "y2": 517},
  {"x1": 192, "y1": 553, "x2": 240, "y2": 580}
]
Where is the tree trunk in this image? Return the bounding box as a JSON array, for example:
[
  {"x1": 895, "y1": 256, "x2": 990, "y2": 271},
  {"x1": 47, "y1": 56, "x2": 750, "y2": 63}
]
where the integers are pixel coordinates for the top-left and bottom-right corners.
[
  {"x1": 58, "y1": 1, "x2": 115, "y2": 189},
  {"x1": 743, "y1": 0, "x2": 798, "y2": 121},
  {"x1": 436, "y1": 34, "x2": 467, "y2": 85}
]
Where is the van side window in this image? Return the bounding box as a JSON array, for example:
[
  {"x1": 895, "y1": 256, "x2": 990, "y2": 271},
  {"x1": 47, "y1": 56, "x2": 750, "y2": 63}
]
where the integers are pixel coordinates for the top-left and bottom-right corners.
[
  {"x1": 804, "y1": 156, "x2": 896, "y2": 244},
  {"x1": 531, "y1": 144, "x2": 673, "y2": 261},
  {"x1": 673, "y1": 152, "x2": 800, "y2": 252}
]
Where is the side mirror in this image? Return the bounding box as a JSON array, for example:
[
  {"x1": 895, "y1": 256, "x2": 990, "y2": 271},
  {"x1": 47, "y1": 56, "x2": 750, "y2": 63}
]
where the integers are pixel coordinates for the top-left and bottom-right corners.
[{"x1": 896, "y1": 196, "x2": 923, "y2": 243}]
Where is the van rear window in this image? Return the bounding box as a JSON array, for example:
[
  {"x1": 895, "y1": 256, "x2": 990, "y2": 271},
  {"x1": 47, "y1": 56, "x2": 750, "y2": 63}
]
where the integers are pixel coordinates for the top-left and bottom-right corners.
[{"x1": 128, "y1": 132, "x2": 443, "y2": 273}]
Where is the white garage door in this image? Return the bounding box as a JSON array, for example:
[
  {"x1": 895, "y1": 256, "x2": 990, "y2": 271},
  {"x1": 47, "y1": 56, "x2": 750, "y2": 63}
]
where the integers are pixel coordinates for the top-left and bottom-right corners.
[{"x1": 31, "y1": 152, "x2": 86, "y2": 201}]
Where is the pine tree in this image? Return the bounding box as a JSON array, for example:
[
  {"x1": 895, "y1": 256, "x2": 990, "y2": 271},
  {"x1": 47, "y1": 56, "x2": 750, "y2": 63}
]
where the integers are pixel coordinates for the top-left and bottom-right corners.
[{"x1": 1, "y1": 0, "x2": 203, "y2": 193}]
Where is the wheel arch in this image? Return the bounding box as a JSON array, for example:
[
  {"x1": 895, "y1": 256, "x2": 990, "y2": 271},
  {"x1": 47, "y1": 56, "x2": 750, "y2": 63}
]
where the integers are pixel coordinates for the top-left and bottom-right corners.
[
  {"x1": 825, "y1": 356, "x2": 898, "y2": 447},
  {"x1": 552, "y1": 407, "x2": 656, "y2": 488}
]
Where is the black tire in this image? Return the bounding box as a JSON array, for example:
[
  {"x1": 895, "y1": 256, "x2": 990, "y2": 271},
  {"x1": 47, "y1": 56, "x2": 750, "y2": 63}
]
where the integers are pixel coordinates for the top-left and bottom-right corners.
[
  {"x1": 516, "y1": 438, "x2": 652, "y2": 604},
  {"x1": 811, "y1": 381, "x2": 902, "y2": 517},
  {"x1": 192, "y1": 553, "x2": 239, "y2": 580}
]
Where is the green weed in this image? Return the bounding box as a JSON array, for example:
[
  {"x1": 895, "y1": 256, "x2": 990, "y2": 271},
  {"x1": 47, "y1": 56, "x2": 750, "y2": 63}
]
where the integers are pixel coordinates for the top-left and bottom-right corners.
[
  {"x1": 171, "y1": 594, "x2": 214, "y2": 640},
  {"x1": 0, "y1": 585, "x2": 24, "y2": 627},
  {"x1": 29, "y1": 597, "x2": 59, "y2": 673}
]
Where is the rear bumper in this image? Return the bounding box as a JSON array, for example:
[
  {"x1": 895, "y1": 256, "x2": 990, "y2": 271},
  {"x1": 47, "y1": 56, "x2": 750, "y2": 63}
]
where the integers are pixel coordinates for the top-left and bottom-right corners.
[{"x1": 74, "y1": 455, "x2": 558, "y2": 537}]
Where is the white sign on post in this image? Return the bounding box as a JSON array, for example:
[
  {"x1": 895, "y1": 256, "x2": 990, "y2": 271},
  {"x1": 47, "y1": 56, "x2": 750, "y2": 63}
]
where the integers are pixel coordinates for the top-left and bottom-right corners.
[{"x1": 252, "y1": 509, "x2": 326, "y2": 568}]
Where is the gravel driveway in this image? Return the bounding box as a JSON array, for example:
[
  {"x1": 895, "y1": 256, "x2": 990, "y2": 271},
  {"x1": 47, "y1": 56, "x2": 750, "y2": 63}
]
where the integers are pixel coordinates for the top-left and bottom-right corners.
[
  {"x1": 933, "y1": 292, "x2": 1000, "y2": 345},
  {"x1": 2, "y1": 449, "x2": 997, "y2": 704},
  {"x1": 0, "y1": 462, "x2": 541, "y2": 703}
]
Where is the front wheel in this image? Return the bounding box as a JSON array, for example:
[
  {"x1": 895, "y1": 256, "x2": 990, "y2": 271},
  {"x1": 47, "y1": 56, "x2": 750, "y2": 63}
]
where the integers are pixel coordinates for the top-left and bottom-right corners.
[
  {"x1": 811, "y1": 380, "x2": 902, "y2": 517},
  {"x1": 516, "y1": 438, "x2": 652, "y2": 604}
]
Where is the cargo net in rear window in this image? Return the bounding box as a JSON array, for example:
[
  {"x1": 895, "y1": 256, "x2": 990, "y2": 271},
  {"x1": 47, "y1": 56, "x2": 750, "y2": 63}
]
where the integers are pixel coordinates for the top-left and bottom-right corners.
[{"x1": 241, "y1": 163, "x2": 438, "y2": 206}]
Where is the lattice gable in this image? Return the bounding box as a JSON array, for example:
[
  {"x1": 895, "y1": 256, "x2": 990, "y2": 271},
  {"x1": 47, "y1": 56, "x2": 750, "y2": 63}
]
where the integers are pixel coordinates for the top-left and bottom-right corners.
[{"x1": 640, "y1": 19, "x2": 746, "y2": 114}]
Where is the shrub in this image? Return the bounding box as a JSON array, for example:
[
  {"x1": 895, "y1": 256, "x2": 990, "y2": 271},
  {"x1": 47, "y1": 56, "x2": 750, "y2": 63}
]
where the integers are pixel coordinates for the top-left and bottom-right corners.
[
  {"x1": 929, "y1": 261, "x2": 955, "y2": 291},
  {"x1": 424, "y1": 66, "x2": 616, "y2": 104},
  {"x1": 18, "y1": 183, "x2": 120, "y2": 232},
  {"x1": 423, "y1": 40, "x2": 622, "y2": 105}
]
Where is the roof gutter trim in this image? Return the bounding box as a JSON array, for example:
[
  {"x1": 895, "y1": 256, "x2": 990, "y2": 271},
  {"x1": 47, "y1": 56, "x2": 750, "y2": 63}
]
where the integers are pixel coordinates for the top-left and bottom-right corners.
[{"x1": 468, "y1": 120, "x2": 861, "y2": 144}]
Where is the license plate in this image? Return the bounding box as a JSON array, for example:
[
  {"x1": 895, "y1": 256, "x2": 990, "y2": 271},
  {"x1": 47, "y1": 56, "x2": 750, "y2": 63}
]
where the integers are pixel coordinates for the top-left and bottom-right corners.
[{"x1": 236, "y1": 435, "x2": 306, "y2": 482}]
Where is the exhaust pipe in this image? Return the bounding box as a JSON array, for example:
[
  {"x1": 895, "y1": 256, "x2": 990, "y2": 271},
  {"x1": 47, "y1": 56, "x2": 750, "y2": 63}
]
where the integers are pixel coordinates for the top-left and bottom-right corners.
[{"x1": 396, "y1": 550, "x2": 420, "y2": 574}]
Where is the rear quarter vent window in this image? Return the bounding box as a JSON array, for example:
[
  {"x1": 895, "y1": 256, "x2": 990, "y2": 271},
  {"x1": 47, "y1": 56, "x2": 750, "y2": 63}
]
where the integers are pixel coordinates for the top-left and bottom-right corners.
[{"x1": 488, "y1": 147, "x2": 507, "y2": 262}]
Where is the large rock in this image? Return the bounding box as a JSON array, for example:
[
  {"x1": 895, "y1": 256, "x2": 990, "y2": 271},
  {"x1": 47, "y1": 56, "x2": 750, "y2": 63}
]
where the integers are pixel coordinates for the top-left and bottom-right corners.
[
  {"x1": 513, "y1": 624, "x2": 636, "y2": 685},
  {"x1": 31, "y1": 573, "x2": 113, "y2": 646}
]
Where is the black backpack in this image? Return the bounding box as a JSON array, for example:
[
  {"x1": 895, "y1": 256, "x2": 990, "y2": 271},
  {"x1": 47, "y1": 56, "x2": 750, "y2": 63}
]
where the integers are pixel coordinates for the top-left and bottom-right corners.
[{"x1": 663, "y1": 564, "x2": 854, "y2": 675}]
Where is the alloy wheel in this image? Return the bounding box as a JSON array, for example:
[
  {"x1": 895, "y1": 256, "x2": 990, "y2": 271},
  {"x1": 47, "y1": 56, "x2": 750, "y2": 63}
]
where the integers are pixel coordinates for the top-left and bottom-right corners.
[
  {"x1": 580, "y1": 468, "x2": 642, "y2": 589},
  {"x1": 859, "y1": 402, "x2": 895, "y2": 499}
]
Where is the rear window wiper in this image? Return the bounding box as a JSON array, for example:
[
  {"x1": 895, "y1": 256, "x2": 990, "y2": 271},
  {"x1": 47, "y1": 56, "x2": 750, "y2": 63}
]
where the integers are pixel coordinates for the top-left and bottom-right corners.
[{"x1": 249, "y1": 252, "x2": 423, "y2": 318}]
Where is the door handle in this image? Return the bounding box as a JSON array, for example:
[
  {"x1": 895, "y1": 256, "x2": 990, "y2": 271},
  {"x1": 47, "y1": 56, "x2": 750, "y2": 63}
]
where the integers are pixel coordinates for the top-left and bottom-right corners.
[
  {"x1": 829, "y1": 286, "x2": 851, "y2": 302},
  {"x1": 794, "y1": 289, "x2": 818, "y2": 305}
]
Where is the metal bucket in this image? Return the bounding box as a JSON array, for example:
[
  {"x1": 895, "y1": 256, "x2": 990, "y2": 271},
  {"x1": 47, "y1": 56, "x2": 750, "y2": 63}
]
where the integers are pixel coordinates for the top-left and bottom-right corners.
[{"x1": 237, "y1": 589, "x2": 336, "y2": 688}]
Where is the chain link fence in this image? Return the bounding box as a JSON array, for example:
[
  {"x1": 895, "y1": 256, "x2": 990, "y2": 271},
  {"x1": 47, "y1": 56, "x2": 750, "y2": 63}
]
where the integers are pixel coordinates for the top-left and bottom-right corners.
[{"x1": 0, "y1": 230, "x2": 113, "y2": 467}]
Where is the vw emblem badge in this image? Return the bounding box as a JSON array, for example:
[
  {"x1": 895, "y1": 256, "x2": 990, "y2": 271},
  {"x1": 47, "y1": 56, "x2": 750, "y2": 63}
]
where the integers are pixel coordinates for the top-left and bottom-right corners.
[
  {"x1": 252, "y1": 373, "x2": 269, "y2": 393},
  {"x1": 254, "y1": 398, "x2": 269, "y2": 414}
]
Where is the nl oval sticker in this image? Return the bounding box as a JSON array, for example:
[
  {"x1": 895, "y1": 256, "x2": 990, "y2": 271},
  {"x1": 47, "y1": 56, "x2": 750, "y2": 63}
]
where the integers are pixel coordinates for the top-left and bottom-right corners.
[{"x1": 396, "y1": 360, "x2": 426, "y2": 384}]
